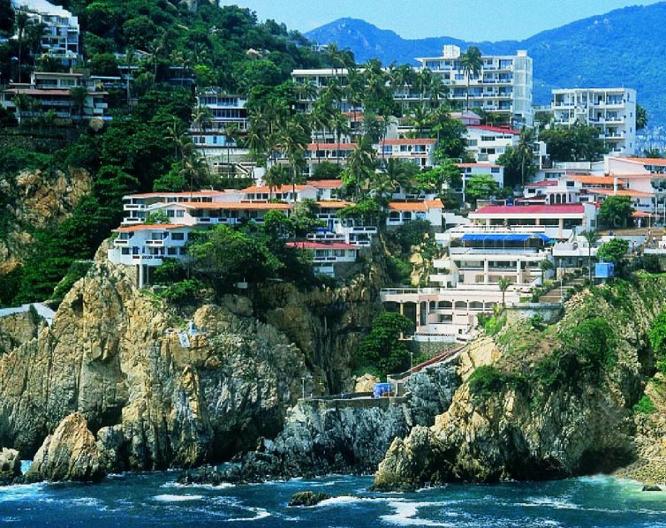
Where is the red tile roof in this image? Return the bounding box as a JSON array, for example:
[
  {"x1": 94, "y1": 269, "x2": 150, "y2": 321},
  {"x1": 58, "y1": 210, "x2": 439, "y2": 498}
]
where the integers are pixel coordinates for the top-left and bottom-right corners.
[
  {"x1": 316, "y1": 200, "x2": 351, "y2": 209},
  {"x1": 474, "y1": 204, "x2": 585, "y2": 215},
  {"x1": 179, "y1": 201, "x2": 292, "y2": 210},
  {"x1": 467, "y1": 125, "x2": 520, "y2": 135},
  {"x1": 126, "y1": 190, "x2": 225, "y2": 199},
  {"x1": 307, "y1": 143, "x2": 357, "y2": 151},
  {"x1": 242, "y1": 184, "x2": 308, "y2": 193},
  {"x1": 381, "y1": 138, "x2": 436, "y2": 145},
  {"x1": 287, "y1": 241, "x2": 358, "y2": 250},
  {"x1": 616, "y1": 157, "x2": 666, "y2": 167},
  {"x1": 526, "y1": 180, "x2": 559, "y2": 188},
  {"x1": 308, "y1": 179, "x2": 343, "y2": 189},
  {"x1": 457, "y1": 163, "x2": 501, "y2": 169},
  {"x1": 114, "y1": 224, "x2": 187, "y2": 233}
]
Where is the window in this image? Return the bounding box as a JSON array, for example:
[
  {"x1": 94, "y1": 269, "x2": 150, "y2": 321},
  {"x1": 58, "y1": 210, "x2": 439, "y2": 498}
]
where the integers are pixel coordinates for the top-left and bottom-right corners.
[
  {"x1": 171, "y1": 233, "x2": 185, "y2": 241},
  {"x1": 176, "y1": 210, "x2": 184, "y2": 218},
  {"x1": 167, "y1": 210, "x2": 175, "y2": 218},
  {"x1": 167, "y1": 247, "x2": 177, "y2": 255}
]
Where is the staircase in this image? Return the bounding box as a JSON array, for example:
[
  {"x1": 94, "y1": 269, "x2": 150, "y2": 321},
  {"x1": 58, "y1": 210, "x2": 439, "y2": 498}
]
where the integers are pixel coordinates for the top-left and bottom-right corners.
[{"x1": 538, "y1": 275, "x2": 587, "y2": 304}]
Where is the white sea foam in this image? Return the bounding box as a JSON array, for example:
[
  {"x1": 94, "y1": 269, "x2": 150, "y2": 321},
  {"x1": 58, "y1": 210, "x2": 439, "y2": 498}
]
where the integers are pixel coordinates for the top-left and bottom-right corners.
[
  {"x1": 381, "y1": 500, "x2": 454, "y2": 527},
  {"x1": 0, "y1": 482, "x2": 45, "y2": 503},
  {"x1": 152, "y1": 494, "x2": 204, "y2": 502},
  {"x1": 226, "y1": 506, "x2": 271, "y2": 522},
  {"x1": 161, "y1": 480, "x2": 235, "y2": 490}
]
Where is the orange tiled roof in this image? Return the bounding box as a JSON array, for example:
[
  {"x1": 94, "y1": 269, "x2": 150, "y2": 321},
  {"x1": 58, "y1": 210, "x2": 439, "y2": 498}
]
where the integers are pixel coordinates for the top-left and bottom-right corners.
[
  {"x1": 241, "y1": 184, "x2": 309, "y2": 193},
  {"x1": 566, "y1": 175, "x2": 616, "y2": 186},
  {"x1": 114, "y1": 224, "x2": 187, "y2": 232},
  {"x1": 588, "y1": 188, "x2": 654, "y2": 198},
  {"x1": 179, "y1": 201, "x2": 292, "y2": 210},
  {"x1": 316, "y1": 200, "x2": 351, "y2": 209}
]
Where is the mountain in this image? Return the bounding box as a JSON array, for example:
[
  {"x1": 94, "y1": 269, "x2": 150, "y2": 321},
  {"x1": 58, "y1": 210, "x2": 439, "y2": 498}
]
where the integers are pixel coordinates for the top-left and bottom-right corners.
[{"x1": 307, "y1": 5, "x2": 666, "y2": 127}]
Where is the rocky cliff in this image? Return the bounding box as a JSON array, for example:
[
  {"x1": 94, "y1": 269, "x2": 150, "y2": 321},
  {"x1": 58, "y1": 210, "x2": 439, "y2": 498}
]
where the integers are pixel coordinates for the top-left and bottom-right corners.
[
  {"x1": 374, "y1": 274, "x2": 666, "y2": 490},
  {"x1": 0, "y1": 241, "x2": 386, "y2": 478},
  {"x1": 0, "y1": 167, "x2": 91, "y2": 276},
  {"x1": 180, "y1": 361, "x2": 459, "y2": 484}
]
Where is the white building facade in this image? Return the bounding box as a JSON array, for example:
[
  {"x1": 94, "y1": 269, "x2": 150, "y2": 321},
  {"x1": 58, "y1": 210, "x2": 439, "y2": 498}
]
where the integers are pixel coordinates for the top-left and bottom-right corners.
[
  {"x1": 416, "y1": 45, "x2": 533, "y2": 127},
  {"x1": 551, "y1": 88, "x2": 637, "y2": 156}
]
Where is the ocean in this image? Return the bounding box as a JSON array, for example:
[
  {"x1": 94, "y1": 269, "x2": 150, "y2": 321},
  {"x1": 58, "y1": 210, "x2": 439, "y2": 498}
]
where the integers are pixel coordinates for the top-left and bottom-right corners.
[{"x1": 1, "y1": 468, "x2": 665, "y2": 527}]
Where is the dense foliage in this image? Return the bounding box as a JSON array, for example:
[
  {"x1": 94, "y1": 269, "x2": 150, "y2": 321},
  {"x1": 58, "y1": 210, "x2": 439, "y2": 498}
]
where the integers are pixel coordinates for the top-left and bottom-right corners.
[
  {"x1": 540, "y1": 124, "x2": 609, "y2": 162},
  {"x1": 356, "y1": 312, "x2": 414, "y2": 377},
  {"x1": 597, "y1": 196, "x2": 634, "y2": 229}
]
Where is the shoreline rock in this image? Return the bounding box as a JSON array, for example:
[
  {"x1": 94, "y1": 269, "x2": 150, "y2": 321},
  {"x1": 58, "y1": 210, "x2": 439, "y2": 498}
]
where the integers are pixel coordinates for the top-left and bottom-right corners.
[
  {"x1": 288, "y1": 491, "x2": 331, "y2": 507},
  {"x1": 26, "y1": 413, "x2": 104, "y2": 483},
  {"x1": 0, "y1": 448, "x2": 21, "y2": 485}
]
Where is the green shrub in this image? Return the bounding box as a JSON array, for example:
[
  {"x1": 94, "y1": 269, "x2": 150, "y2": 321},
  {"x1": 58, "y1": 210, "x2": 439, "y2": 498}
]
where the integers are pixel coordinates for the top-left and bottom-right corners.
[
  {"x1": 356, "y1": 312, "x2": 414, "y2": 377},
  {"x1": 468, "y1": 365, "x2": 523, "y2": 401},
  {"x1": 157, "y1": 279, "x2": 204, "y2": 305},
  {"x1": 633, "y1": 395, "x2": 656, "y2": 415}
]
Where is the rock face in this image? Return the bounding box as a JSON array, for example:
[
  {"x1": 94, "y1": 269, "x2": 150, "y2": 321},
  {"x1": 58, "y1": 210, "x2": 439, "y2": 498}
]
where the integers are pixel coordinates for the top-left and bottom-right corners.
[
  {"x1": 181, "y1": 361, "x2": 459, "y2": 483},
  {"x1": 0, "y1": 259, "x2": 310, "y2": 471},
  {"x1": 288, "y1": 491, "x2": 331, "y2": 507},
  {"x1": 26, "y1": 413, "x2": 103, "y2": 482},
  {"x1": 0, "y1": 245, "x2": 386, "y2": 474},
  {"x1": 0, "y1": 308, "x2": 42, "y2": 355},
  {"x1": 374, "y1": 277, "x2": 666, "y2": 490},
  {"x1": 0, "y1": 167, "x2": 91, "y2": 275},
  {"x1": 0, "y1": 447, "x2": 21, "y2": 485}
]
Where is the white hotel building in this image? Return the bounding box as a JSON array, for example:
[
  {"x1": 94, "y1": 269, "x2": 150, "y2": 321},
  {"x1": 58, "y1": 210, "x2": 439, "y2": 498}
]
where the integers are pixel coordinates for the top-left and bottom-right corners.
[
  {"x1": 12, "y1": 0, "x2": 80, "y2": 65},
  {"x1": 551, "y1": 88, "x2": 637, "y2": 156},
  {"x1": 416, "y1": 45, "x2": 533, "y2": 127}
]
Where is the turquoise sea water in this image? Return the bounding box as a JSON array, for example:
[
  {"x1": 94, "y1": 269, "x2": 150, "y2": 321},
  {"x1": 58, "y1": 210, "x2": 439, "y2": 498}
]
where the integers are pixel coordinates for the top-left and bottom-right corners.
[{"x1": 1, "y1": 470, "x2": 665, "y2": 527}]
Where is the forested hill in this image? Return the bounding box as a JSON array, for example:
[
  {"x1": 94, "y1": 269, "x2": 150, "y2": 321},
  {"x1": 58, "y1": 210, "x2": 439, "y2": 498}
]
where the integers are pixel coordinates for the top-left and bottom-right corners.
[
  {"x1": 306, "y1": 3, "x2": 666, "y2": 125},
  {"x1": 0, "y1": 0, "x2": 326, "y2": 306}
]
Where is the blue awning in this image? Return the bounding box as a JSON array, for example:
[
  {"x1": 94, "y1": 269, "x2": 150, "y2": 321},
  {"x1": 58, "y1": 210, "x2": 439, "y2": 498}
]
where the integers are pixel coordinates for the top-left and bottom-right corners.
[{"x1": 461, "y1": 234, "x2": 551, "y2": 243}]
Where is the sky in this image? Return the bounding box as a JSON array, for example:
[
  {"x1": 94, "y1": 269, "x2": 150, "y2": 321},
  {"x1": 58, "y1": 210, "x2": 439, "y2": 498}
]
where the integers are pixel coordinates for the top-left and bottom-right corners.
[{"x1": 218, "y1": 0, "x2": 664, "y2": 41}]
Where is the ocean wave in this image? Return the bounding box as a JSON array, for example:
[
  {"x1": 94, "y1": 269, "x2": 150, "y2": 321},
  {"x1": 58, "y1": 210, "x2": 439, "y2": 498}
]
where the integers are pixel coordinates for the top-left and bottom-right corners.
[
  {"x1": 152, "y1": 494, "x2": 204, "y2": 502},
  {"x1": 161, "y1": 480, "x2": 235, "y2": 490},
  {"x1": 381, "y1": 501, "x2": 454, "y2": 527},
  {"x1": 0, "y1": 482, "x2": 46, "y2": 503},
  {"x1": 226, "y1": 506, "x2": 271, "y2": 522}
]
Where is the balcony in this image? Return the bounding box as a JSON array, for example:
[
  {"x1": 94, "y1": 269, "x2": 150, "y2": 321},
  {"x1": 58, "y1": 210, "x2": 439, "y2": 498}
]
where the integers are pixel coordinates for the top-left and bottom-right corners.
[{"x1": 145, "y1": 239, "x2": 165, "y2": 247}]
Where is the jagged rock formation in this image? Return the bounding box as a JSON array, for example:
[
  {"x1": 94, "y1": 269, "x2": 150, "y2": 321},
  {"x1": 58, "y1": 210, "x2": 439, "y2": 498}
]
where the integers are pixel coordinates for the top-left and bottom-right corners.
[
  {"x1": 0, "y1": 308, "x2": 43, "y2": 354},
  {"x1": 0, "y1": 257, "x2": 310, "y2": 472},
  {"x1": 0, "y1": 167, "x2": 91, "y2": 275},
  {"x1": 374, "y1": 276, "x2": 666, "y2": 490},
  {"x1": 26, "y1": 413, "x2": 103, "y2": 483},
  {"x1": 0, "y1": 241, "x2": 387, "y2": 476},
  {"x1": 179, "y1": 361, "x2": 459, "y2": 483},
  {"x1": 0, "y1": 447, "x2": 21, "y2": 485}
]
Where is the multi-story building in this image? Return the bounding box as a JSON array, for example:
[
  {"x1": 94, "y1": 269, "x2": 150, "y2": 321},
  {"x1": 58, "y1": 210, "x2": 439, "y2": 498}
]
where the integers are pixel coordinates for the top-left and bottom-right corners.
[
  {"x1": 551, "y1": 88, "x2": 637, "y2": 156},
  {"x1": 12, "y1": 0, "x2": 80, "y2": 65},
  {"x1": 468, "y1": 203, "x2": 598, "y2": 239},
  {"x1": 416, "y1": 45, "x2": 533, "y2": 127},
  {"x1": 465, "y1": 125, "x2": 518, "y2": 163},
  {"x1": 190, "y1": 89, "x2": 249, "y2": 161},
  {"x1": 0, "y1": 71, "x2": 110, "y2": 123}
]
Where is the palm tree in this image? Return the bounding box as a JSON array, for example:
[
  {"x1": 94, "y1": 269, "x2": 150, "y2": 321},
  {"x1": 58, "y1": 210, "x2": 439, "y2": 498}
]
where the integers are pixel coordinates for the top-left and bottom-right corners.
[
  {"x1": 15, "y1": 11, "x2": 32, "y2": 83},
  {"x1": 13, "y1": 93, "x2": 31, "y2": 126},
  {"x1": 69, "y1": 86, "x2": 88, "y2": 122},
  {"x1": 264, "y1": 165, "x2": 289, "y2": 201},
  {"x1": 498, "y1": 277, "x2": 511, "y2": 308},
  {"x1": 343, "y1": 137, "x2": 377, "y2": 200},
  {"x1": 582, "y1": 230, "x2": 600, "y2": 283},
  {"x1": 460, "y1": 47, "x2": 483, "y2": 112},
  {"x1": 278, "y1": 117, "x2": 310, "y2": 200},
  {"x1": 516, "y1": 127, "x2": 536, "y2": 186},
  {"x1": 331, "y1": 111, "x2": 351, "y2": 165}
]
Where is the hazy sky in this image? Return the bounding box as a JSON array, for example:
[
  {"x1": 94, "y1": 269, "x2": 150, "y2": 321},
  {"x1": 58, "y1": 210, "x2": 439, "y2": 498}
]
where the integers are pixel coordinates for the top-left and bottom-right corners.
[{"x1": 218, "y1": 0, "x2": 664, "y2": 41}]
